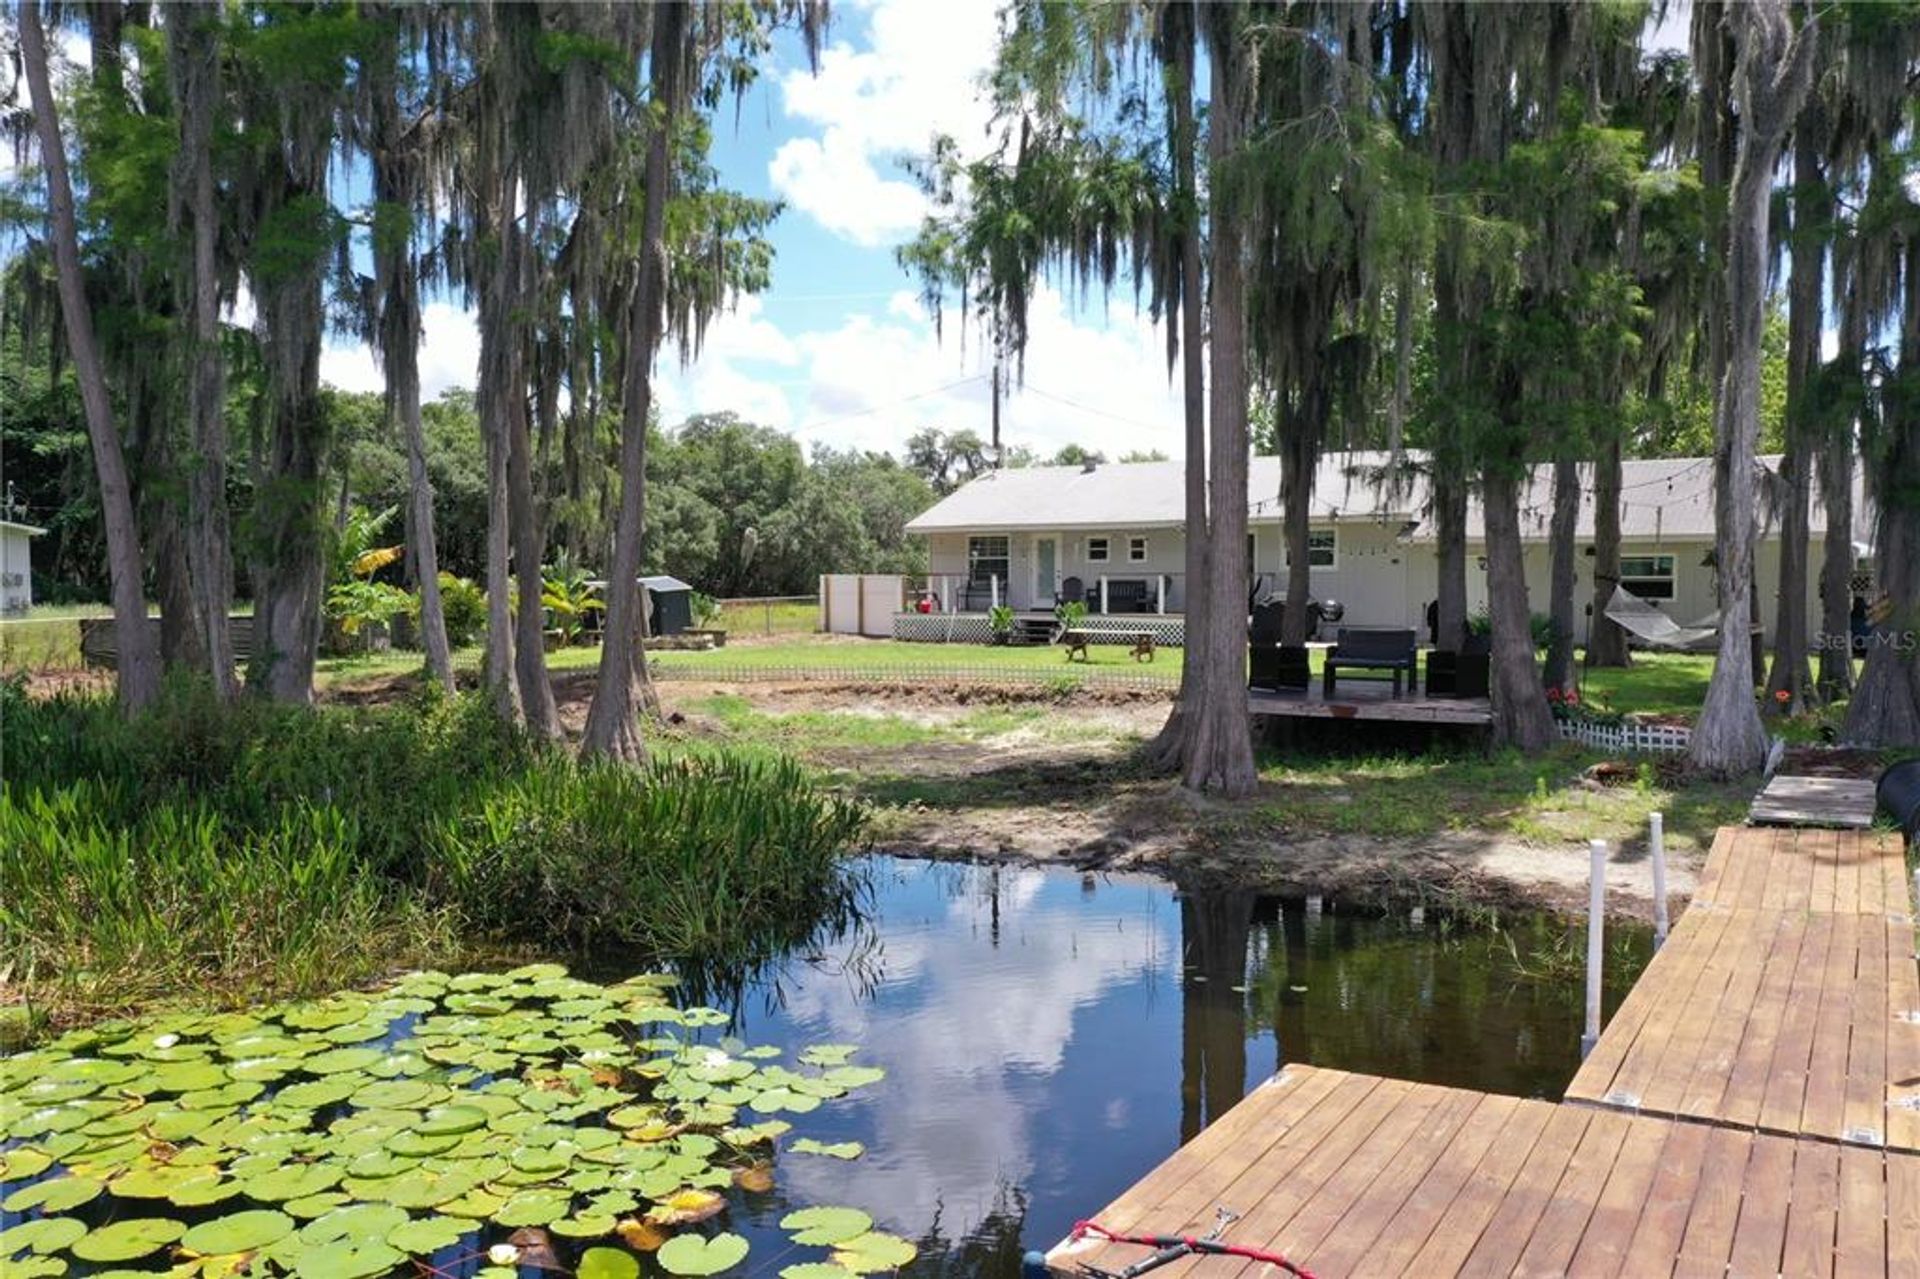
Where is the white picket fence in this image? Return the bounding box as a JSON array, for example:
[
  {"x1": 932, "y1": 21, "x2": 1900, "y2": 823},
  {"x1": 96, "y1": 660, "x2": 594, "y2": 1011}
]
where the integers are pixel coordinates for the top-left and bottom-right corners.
[{"x1": 1556, "y1": 718, "x2": 1693, "y2": 754}]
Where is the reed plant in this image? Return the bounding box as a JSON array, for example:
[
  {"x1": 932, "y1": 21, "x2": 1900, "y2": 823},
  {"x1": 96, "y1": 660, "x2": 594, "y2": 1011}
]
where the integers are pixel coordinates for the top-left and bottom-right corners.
[{"x1": 0, "y1": 677, "x2": 866, "y2": 1025}]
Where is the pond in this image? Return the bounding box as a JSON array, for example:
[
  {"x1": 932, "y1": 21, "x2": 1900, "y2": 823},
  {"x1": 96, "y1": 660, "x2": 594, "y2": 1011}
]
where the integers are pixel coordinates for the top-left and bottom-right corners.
[
  {"x1": 711, "y1": 854, "x2": 1652, "y2": 1275},
  {"x1": 0, "y1": 854, "x2": 1649, "y2": 1279}
]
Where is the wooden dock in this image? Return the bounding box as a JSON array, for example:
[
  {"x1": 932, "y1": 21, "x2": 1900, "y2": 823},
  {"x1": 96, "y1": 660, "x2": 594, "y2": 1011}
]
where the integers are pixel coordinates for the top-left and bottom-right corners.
[
  {"x1": 1748, "y1": 774, "x2": 1881, "y2": 829},
  {"x1": 1047, "y1": 826, "x2": 1920, "y2": 1277},
  {"x1": 1565, "y1": 827, "x2": 1920, "y2": 1153},
  {"x1": 1247, "y1": 684, "x2": 1492, "y2": 727}
]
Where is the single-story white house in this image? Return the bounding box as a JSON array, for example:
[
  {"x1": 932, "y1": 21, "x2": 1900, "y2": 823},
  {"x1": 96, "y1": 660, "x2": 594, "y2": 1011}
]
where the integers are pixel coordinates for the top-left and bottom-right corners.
[
  {"x1": 0, "y1": 520, "x2": 43, "y2": 617},
  {"x1": 901, "y1": 451, "x2": 1870, "y2": 645}
]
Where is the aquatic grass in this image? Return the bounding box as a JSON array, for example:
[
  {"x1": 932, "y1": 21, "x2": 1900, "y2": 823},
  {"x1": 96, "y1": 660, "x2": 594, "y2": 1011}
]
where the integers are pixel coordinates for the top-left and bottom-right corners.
[
  {"x1": 0, "y1": 782, "x2": 442, "y2": 1020},
  {"x1": 0, "y1": 680, "x2": 869, "y2": 1024},
  {"x1": 433, "y1": 754, "x2": 867, "y2": 958}
]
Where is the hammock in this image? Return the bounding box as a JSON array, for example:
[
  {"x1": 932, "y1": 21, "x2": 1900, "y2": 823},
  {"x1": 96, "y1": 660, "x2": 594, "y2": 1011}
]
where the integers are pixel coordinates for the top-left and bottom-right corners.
[{"x1": 1602, "y1": 584, "x2": 1720, "y2": 650}]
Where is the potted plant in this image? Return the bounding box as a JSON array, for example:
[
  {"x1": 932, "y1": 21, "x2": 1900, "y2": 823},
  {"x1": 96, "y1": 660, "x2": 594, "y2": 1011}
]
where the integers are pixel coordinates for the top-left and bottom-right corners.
[{"x1": 988, "y1": 604, "x2": 1015, "y2": 645}]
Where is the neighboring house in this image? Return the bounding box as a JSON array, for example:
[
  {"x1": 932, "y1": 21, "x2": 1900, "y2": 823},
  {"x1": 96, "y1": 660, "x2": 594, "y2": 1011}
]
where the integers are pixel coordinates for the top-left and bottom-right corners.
[
  {"x1": 902, "y1": 451, "x2": 1869, "y2": 644},
  {"x1": 0, "y1": 520, "x2": 42, "y2": 617}
]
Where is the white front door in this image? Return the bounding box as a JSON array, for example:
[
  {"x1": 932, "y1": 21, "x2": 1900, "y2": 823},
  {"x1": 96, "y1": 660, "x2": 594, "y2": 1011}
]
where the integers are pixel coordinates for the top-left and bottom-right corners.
[{"x1": 1033, "y1": 537, "x2": 1058, "y2": 607}]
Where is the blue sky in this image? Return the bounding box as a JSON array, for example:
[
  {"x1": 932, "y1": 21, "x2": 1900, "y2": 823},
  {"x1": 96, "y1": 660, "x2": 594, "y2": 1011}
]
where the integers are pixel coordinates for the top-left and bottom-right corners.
[{"x1": 312, "y1": 0, "x2": 1194, "y2": 461}]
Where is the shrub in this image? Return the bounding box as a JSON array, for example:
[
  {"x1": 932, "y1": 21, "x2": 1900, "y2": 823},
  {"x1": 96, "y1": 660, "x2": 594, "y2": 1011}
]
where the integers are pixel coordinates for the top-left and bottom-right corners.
[{"x1": 435, "y1": 572, "x2": 488, "y2": 647}]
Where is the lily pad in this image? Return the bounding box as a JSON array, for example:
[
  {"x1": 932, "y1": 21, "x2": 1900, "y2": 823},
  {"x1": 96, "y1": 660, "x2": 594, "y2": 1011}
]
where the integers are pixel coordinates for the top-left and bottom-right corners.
[
  {"x1": 491, "y1": 1189, "x2": 574, "y2": 1228},
  {"x1": 656, "y1": 1232, "x2": 749, "y2": 1276},
  {"x1": 241, "y1": 1164, "x2": 342, "y2": 1203},
  {"x1": 384, "y1": 1215, "x2": 471, "y2": 1255},
  {"x1": 830, "y1": 1232, "x2": 917, "y2": 1274},
  {"x1": 577, "y1": 1246, "x2": 640, "y2": 1279},
  {"x1": 70, "y1": 1218, "x2": 188, "y2": 1263},
  {"x1": 179, "y1": 1210, "x2": 296, "y2": 1256},
  {"x1": 415, "y1": 1104, "x2": 486, "y2": 1137},
  {"x1": 0, "y1": 1217, "x2": 88, "y2": 1259},
  {"x1": 2, "y1": 1174, "x2": 105, "y2": 1213},
  {"x1": 550, "y1": 1212, "x2": 618, "y2": 1239},
  {"x1": 645, "y1": 1188, "x2": 727, "y2": 1226},
  {"x1": 0, "y1": 1147, "x2": 55, "y2": 1179},
  {"x1": 284, "y1": 1238, "x2": 405, "y2": 1279},
  {"x1": 781, "y1": 1266, "x2": 855, "y2": 1279},
  {"x1": 788, "y1": 1139, "x2": 864, "y2": 1160},
  {"x1": 300, "y1": 1203, "x2": 410, "y2": 1248},
  {"x1": 349, "y1": 1080, "x2": 434, "y2": 1110},
  {"x1": 780, "y1": 1207, "x2": 873, "y2": 1247}
]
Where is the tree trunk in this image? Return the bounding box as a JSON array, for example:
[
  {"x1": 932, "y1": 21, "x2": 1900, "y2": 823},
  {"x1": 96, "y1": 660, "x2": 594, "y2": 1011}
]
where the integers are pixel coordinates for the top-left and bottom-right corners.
[
  {"x1": 1179, "y1": 12, "x2": 1256, "y2": 799},
  {"x1": 1766, "y1": 123, "x2": 1825, "y2": 714},
  {"x1": 1279, "y1": 422, "x2": 1314, "y2": 647},
  {"x1": 1817, "y1": 264, "x2": 1866, "y2": 701},
  {"x1": 1840, "y1": 241, "x2": 1920, "y2": 745},
  {"x1": 1483, "y1": 465, "x2": 1556, "y2": 750},
  {"x1": 508, "y1": 351, "x2": 560, "y2": 739},
  {"x1": 169, "y1": 0, "x2": 236, "y2": 698},
  {"x1": 369, "y1": 18, "x2": 453, "y2": 697},
  {"x1": 249, "y1": 325, "x2": 328, "y2": 705},
  {"x1": 1691, "y1": 0, "x2": 1816, "y2": 774},
  {"x1": 1147, "y1": 2, "x2": 1209, "y2": 772},
  {"x1": 1433, "y1": 468, "x2": 1468, "y2": 650},
  {"x1": 1543, "y1": 453, "x2": 1579, "y2": 692},
  {"x1": 21, "y1": 1, "x2": 160, "y2": 713},
  {"x1": 1588, "y1": 427, "x2": 1630, "y2": 666},
  {"x1": 474, "y1": 185, "x2": 520, "y2": 723},
  {"x1": 582, "y1": 1, "x2": 684, "y2": 761}
]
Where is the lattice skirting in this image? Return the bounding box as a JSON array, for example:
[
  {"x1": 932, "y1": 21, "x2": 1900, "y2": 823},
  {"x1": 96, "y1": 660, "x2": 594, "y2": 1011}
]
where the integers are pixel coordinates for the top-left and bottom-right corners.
[
  {"x1": 891, "y1": 613, "x2": 1187, "y2": 647},
  {"x1": 1556, "y1": 718, "x2": 1692, "y2": 754}
]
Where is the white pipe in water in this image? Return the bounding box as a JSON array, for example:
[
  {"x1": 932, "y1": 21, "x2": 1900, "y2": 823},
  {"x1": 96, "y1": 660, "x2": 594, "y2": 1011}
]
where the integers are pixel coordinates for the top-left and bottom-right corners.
[
  {"x1": 1582, "y1": 838, "x2": 1607, "y2": 1059},
  {"x1": 1650, "y1": 812, "x2": 1669, "y2": 951}
]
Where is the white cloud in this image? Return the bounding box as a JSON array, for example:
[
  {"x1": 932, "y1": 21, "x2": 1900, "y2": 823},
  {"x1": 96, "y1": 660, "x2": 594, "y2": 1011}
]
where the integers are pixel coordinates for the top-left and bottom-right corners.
[
  {"x1": 769, "y1": 0, "x2": 1002, "y2": 245},
  {"x1": 765, "y1": 863, "x2": 1178, "y2": 1243},
  {"x1": 319, "y1": 301, "x2": 479, "y2": 402},
  {"x1": 658, "y1": 284, "x2": 1188, "y2": 459}
]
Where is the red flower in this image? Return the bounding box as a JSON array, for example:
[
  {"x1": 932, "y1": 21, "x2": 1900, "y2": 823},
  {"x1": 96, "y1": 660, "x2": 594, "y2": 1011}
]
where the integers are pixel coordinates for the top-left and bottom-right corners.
[
  {"x1": 1547, "y1": 686, "x2": 1563, "y2": 703},
  {"x1": 1564, "y1": 689, "x2": 1579, "y2": 706},
  {"x1": 1774, "y1": 688, "x2": 1791, "y2": 704}
]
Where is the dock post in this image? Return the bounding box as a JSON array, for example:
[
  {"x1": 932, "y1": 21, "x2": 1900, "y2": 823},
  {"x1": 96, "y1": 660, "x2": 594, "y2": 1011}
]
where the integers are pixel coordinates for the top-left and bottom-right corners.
[
  {"x1": 1021, "y1": 1251, "x2": 1049, "y2": 1278},
  {"x1": 1650, "y1": 812, "x2": 1669, "y2": 951},
  {"x1": 1582, "y1": 838, "x2": 1606, "y2": 1059}
]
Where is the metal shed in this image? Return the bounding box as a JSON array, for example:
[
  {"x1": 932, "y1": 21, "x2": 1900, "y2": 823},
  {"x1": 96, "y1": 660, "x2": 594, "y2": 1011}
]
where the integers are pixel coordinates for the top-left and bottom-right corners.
[{"x1": 640, "y1": 575, "x2": 694, "y2": 637}]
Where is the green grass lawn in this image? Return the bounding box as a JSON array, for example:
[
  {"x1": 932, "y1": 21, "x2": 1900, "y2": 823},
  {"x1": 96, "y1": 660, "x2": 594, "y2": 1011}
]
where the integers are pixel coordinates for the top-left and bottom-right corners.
[{"x1": 20, "y1": 617, "x2": 1719, "y2": 723}]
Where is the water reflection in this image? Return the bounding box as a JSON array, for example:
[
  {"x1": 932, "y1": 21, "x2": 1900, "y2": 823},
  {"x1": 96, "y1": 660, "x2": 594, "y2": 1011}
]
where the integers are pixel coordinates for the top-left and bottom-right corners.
[{"x1": 686, "y1": 856, "x2": 1645, "y2": 1277}]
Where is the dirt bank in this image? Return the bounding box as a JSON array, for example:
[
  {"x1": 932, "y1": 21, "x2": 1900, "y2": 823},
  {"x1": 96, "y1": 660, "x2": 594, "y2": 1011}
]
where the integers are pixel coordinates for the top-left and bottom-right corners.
[{"x1": 335, "y1": 670, "x2": 1739, "y2": 920}]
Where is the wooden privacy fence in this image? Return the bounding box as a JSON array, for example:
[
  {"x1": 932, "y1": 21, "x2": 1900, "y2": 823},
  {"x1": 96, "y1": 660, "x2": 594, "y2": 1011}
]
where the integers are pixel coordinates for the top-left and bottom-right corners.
[
  {"x1": 79, "y1": 616, "x2": 254, "y2": 669},
  {"x1": 649, "y1": 661, "x2": 1180, "y2": 692}
]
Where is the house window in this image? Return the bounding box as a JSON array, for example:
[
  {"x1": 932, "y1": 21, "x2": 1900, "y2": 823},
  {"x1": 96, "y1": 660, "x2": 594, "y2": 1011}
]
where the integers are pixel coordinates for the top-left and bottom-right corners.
[
  {"x1": 1619, "y1": 554, "x2": 1676, "y2": 600},
  {"x1": 1128, "y1": 536, "x2": 1149, "y2": 563},
  {"x1": 968, "y1": 535, "x2": 1009, "y2": 583},
  {"x1": 1087, "y1": 537, "x2": 1110, "y2": 563},
  {"x1": 1283, "y1": 528, "x2": 1338, "y2": 569}
]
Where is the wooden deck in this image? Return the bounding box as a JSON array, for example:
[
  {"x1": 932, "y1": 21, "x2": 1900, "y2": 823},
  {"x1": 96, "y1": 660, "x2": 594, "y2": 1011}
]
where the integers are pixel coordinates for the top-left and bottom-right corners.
[
  {"x1": 1566, "y1": 827, "x2": 1920, "y2": 1153},
  {"x1": 1748, "y1": 775, "x2": 1881, "y2": 829},
  {"x1": 1047, "y1": 1065, "x2": 1920, "y2": 1279},
  {"x1": 1247, "y1": 684, "x2": 1492, "y2": 727},
  {"x1": 1048, "y1": 826, "x2": 1920, "y2": 1276}
]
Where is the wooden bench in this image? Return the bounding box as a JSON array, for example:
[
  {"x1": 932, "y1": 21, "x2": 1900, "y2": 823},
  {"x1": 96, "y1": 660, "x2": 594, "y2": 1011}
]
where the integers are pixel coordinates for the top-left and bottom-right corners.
[{"x1": 1323, "y1": 626, "x2": 1417, "y2": 697}]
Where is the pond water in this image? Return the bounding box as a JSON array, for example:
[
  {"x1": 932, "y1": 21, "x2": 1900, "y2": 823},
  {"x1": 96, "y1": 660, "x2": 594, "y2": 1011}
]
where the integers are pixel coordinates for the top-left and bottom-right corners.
[
  {"x1": 711, "y1": 854, "x2": 1652, "y2": 1275},
  {"x1": 1, "y1": 854, "x2": 1650, "y2": 1279}
]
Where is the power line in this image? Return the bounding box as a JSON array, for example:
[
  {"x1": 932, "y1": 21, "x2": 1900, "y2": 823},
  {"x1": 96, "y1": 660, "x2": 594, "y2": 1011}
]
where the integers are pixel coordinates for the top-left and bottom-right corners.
[
  {"x1": 787, "y1": 374, "x2": 990, "y2": 438},
  {"x1": 1017, "y1": 382, "x2": 1179, "y2": 434}
]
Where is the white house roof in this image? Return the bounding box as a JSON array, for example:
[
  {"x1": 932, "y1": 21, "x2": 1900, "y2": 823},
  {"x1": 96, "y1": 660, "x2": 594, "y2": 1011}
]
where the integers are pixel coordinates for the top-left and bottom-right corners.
[
  {"x1": 906, "y1": 450, "x2": 1871, "y2": 545},
  {"x1": 0, "y1": 520, "x2": 46, "y2": 536},
  {"x1": 904, "y1": 452, "x2": 1418, "y2": 534}
]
